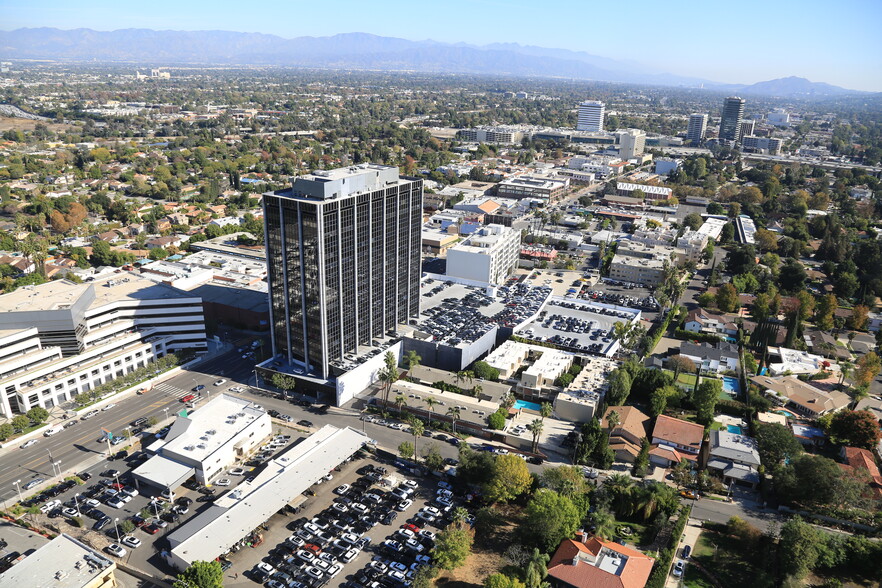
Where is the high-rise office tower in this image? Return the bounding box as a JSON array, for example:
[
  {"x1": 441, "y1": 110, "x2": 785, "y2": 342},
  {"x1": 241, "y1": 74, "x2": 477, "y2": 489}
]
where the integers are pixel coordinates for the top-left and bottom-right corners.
[
  {"x1": 719, "y1": 97, "x2": 745, "y2": 143},
  {"x1": 686, "y1": 113, "x2": 708, "y2": 145},
  {"x1": 263, "y1": 164, "x2": 423, "y2": 379},
  {"x1": 738, "y1": 119, "x2": 756, "y2": 142},
  {"x1": 614, "y1": 129, "x2": 646, "y2": 159},
  {"x1": 577, "y1": 100, "x2": 605, "y2": 132}
]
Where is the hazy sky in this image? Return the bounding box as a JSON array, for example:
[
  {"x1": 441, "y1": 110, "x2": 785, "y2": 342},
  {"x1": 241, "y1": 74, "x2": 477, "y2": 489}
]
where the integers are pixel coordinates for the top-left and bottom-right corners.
[{"x1": 2, "y1": 0, "x2": 881, "y2": 91}]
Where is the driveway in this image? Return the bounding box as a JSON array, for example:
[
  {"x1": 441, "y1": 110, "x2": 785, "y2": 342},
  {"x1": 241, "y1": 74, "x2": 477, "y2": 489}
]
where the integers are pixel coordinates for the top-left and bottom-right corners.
[{"x1": 665, "y1": 518, "x2": 702, "y2": 588}]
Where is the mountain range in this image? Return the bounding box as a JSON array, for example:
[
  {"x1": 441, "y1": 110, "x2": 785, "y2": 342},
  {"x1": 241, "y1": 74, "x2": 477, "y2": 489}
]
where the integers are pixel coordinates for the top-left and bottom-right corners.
[{"x1": 0, "y1": 28, "x2": 864, "y2": 97}]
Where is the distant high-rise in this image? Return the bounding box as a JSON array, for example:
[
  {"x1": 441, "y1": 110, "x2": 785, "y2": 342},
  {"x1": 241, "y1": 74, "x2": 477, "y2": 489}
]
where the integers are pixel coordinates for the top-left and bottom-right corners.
[
  {"x1": 738, "y1": 119, "x2": 756, "y2": 142},
  {"x1": 263, "y1": 164, "x2": 423, "y2": 379},
  {"x1": 686, "y1": 113, "x2": 708, "y2": 146},
  {"x1": 614, "y1": 129, "x2": 646, "y2": 160},
  {"x1": 577, "y1": 100, "x2": 605, "y2": 132},
  {"x1": 719, "y1": 97, "x2": 745, "y2": 143}
]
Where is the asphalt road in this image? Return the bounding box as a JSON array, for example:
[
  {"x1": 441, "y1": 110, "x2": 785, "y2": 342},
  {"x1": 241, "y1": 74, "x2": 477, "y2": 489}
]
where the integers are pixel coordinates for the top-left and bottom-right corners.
[{"x1": 0, "y1": 348, "x2": 257, "y2": 506}]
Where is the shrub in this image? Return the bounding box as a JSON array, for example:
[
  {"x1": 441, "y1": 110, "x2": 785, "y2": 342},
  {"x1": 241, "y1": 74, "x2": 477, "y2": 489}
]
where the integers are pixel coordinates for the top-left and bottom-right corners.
[{"x1": 488, "y1": 410, "x2": 506, "y2": 430}]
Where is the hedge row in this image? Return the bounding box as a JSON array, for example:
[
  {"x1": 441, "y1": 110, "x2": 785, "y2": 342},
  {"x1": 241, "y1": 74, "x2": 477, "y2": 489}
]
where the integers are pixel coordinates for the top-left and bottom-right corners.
[{"x1": 645, "y1": 505, "x2": 691, "y2": 588}]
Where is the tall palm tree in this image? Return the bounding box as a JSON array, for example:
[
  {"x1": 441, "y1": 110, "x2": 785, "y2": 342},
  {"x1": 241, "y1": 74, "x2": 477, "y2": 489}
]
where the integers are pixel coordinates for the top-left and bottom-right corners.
[
  {"x1": 839, "y1": 360, "x2": 853, "y2": 387},
  {"x1": 588, "y1": 507, "x2": 617, "y2": 541},
  {"x1": 404, "y1": 350, "x2": 421, "y2": 375},
  {"x1": 410, "y1": 418, "x2": 425, "y2": 458},
  {"x1": 606, "y1": 410, "x2": 620, "y2": 431},
  {"x1": 424, "y1": 397, "x2": 439, "y2": 424},
  {"x1": 446, "y1": 406, "x2": 462, "y2": 435},
  {"x1": 540, "y1": 402, "x2": 552, "y2": 421},
  {"x1": 604, "y1": 473, "x2": 636, "y2": 517},
  {"x1": 394, "y1": 394, "x2": 407, "y2": 417},
  {"x1": 472, "y1": 384, "x2": 483, "y2": 399},
  {"x1": 379, "y1": 351, "x2": 399, "y2": 408},
  {"x1": 453, "y1": 371, "x2": 465, "y2": 389},
  {"x1": 527, "y1": 418, "x2": 544, "y2": 453}
]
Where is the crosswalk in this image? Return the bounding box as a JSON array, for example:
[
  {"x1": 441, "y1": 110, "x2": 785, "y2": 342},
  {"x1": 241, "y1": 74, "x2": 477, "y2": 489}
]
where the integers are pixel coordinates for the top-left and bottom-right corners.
[{"x1": 152, "y1": 382, "x2": 191, "y2": 400}]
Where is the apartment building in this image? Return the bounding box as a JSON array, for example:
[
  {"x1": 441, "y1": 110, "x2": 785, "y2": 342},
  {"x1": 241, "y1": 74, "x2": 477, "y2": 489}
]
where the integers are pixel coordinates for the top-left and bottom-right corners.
[
  {"x1": 0, "y1": 275, "x2": 206, "y2": 417},
  {"x1": 496, "y1": 174, "x2": 569, "y2": 201},
  {"x1": 446, "y1": 224, "x2": 521, "y2": 285},
  {"x1": 577, "y1": 100, "x2": 605, "y2": 132}
]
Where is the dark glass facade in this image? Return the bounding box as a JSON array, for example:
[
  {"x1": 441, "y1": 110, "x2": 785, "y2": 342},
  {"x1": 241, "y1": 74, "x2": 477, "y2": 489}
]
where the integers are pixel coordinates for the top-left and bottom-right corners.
[
  {"x1": 719, "y1": 97, "x2": 745, "y2": 143},
  {"x1": 264, "y1": 173, "x2": 422, "y2": 379}
]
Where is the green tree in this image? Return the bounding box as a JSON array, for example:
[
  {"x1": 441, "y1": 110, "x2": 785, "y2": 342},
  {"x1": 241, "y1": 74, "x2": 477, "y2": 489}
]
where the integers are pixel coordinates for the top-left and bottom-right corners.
[
  {"x1": 174, "y1": 560, "x2": 224, "y2": 588},
  {"x1": 524, "y1": 489, "x2": 581, "y2": 551},
  {"x1": 815, "y1": 293, "x2": 838, "y2": 331},
  {"x1": 693, "y1": 379, "x2": 721, "y2": 425},
  {"x1": 716, "y1": 282, "x2": 739, "y2": 313},
  {"x1": 632, "y1": 437, "x2": 650, "y2": 477},
  {"x1": 539, "y1": 465, "x2": 586, "y2": 497},
  {"x1": 422, "y1": 444, "x2": 445, "y2": 471},
  {"x1": 394, "y1": 393, "x2": 408, "y2": 417},
  {"x1": 829, "y1": 410, "x2": 882, "y2": 449},
  {"x1": 270, "y1": 372, "x2": 297, "y2": 394},
  {"x1": 488, "y1": 409, "x2": 507, "y2": 430},
  {"x1": 0, "y1": 423, "x2": 14, "y2": 441},
  {"x1": 432, "y1": 522, "x2": 474, "y2": 570},
  {"x1": 398, "y1": 441, "x2": 415, "y2": 460},
  {"x1": 472, "y1": 360, "x2": 500, "y2": 380},
  {"x1": 11, "y1": 415, "x2": 30, "y2": 431},
  {"x1": 606, "y1": 368, "x2": 632, "y2": 406},
  {"x1": 854, "y1": 352, "x2": 881, "y2": 387},
  {"x1": 484, "y1": 574, "x2": 525, "y2": 588},
  {"x1": 527, "y1": 418, "x2": 544, "y2": 453},
  {"x1": 587, "y1": 507, "x2": 617, "y2": 540},
  {"x1": 650, "y1": 385, "x2": 677, "y2": 417},
  {"x1": 379, "y1": 351, "x2": 399, "y2": 408},
  {"x1": 755, "y1": 423, "x2": 803, "y2": 467},
  {"x1": 457, "y1": 446, "x2": 496, "y2": 487},
  {"x1": 486, "y1": 454, "x2": 532, "y2": 504},
  {"x1": 412, "y1": 565, "x2": 438, "y2": 588},
  {"x1": 778, "y1": 516, "x2": 822, "y2": 581},
  {"x1": 524, "y1": 548, "x2": 550, "y2": 588},
  {"x1": 404, "y1": 349, "x2": 421, "y2": 373},
  {"x1": 26, "y1": 406, "x2": 49, "y2": 424},
  {"x1": 148, "y1": 246, "x2": 169, "y2": 261},
  {"x1": 446, "y1": 405, "x2": 462, "y2": 434}
]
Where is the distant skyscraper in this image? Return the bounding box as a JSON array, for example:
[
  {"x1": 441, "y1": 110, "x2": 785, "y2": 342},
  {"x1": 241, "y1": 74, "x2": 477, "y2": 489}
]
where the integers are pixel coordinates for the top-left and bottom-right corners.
[
  {"x1": 686, "y1": 113, "x2": 708, "y2": 146},
  {"x1": 719, "y1": 97, "x2": 745, "y2": 143},
  {"x1": 263, "y1": 164, "x2": 423, "y2": 379},
  {"x1": 738, "y1": 119, "x2": 756, "y2": 142},
  {"x1": 614, "y1": 129, "x2": 646, "y2": 160},
  {"x1": 577, "y1": 100, "x2": 605, "y2": 132}
]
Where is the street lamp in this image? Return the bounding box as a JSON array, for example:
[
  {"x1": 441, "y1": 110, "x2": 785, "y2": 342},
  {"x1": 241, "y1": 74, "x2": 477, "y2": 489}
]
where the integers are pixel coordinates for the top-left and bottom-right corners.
[
  {"x1": 74, "y1": 493, "x2": 81, "y2": 517},
  {"x1": 114, "y1": 517, "x2": 121, "y2": 544},
  {"x1": 13, "y1": 480, "x2": 22, "y2": 503},
  {"x1": 162, "y1": 407, "x2": 169, "y2": 422}
]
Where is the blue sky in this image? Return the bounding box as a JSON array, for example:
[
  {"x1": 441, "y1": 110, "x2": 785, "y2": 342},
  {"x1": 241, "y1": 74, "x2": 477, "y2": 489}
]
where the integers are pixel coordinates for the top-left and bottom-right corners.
[{"x1": 2, "y1": 0, "x2": 881, "y2": 91}]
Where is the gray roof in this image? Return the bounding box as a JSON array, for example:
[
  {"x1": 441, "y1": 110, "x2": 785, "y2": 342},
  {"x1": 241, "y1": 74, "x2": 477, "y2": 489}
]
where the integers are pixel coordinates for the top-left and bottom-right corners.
[
  {"x1": 678, "y1": 341, "x2": 739, "y2": 362},
  {"x1": 709, "y1": 430, "x2": 761, "y2": 466}
]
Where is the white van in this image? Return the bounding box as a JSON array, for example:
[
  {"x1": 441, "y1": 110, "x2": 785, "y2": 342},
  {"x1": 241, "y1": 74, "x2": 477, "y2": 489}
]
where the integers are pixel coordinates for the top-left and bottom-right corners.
[{"x1": 44, "y1": 425, "x2": 63, "y2": 437}]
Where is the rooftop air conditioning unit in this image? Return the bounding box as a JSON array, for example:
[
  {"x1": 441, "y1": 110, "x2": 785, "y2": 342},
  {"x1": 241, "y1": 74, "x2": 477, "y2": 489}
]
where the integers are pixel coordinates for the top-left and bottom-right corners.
[{"x1": 184, "y1": 445, "x2": 194, "y2": 451}]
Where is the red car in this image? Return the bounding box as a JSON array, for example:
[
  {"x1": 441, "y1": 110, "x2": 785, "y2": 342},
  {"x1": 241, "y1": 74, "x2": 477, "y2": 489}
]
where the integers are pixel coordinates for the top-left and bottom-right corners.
[
  {"x1": 303, "y1": 543, "x2": 321, "y2": 555},
  {"x1": 110, "y1": 483, "x2": 125, "y2": 491},
  {"x1": 181, "y1": 394, "x2": 196, "y2": 403},
  {"x1": 401, "y1": 523, "x2": 421, "y2": 534},
  {"x1": 143, "y1": 524, "x2": 160, "y2": 535}
]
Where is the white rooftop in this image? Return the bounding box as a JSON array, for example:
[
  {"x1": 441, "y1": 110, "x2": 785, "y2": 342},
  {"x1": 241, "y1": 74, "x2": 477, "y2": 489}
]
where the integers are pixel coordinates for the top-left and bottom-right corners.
[
  {"x1": 0, "y1": 533, "x2": 114, "y2": 587},
  {"x1": 161, "y1": 394, "x2": 265, "y2": 463}
]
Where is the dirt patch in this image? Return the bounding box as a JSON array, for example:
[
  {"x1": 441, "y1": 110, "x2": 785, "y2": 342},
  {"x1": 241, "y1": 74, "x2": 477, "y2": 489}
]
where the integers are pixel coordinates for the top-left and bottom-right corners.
[
  {"x1": 436, "y1": 505, "x2": 522, "y2": 587},
  {"x1": 0, "y1": 117, "x2": 74, "y2": 132}
]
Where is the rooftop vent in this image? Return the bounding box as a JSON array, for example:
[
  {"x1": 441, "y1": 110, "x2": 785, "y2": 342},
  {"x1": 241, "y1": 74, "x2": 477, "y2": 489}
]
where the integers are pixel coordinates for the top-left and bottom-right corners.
[
  {"x1": 184, "y1": 445, "x2": 194, "y2": 451},
  {"x1": 197, "y1": 443, "x2": 206, "y2": 450},
  {"x1": 206, "y1": 429, "x2": 216, "y2": 435}
]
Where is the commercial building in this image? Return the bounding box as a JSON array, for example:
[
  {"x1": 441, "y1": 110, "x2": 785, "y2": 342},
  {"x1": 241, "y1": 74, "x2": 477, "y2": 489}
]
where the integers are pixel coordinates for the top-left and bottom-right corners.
[
  {"x1": 576, "y1": 100, "x2": 605, "y2": 132},
  {"x1": 615, "y1": 182, "x2": 672, "y2": 200},
  {"x1": 262, "y1": 164, "x2": 422, "y2": 379},
  {"x1": 0, "y1": 275, "x2": 206, "y2": 418},
  {"x1": 446, "y1": 224, "x2": 520, "y2": 285},
  {"x1": 552, "y1": 356, "x2": 618, "y2": 422},
  {"x1": 614, "y1": 129, "x2": 646, "y2": 159},
  {"x1": 497, "y1": 174, "x2": 569, "y2": 201},
  {"x1": 738, "y1": 119, "x2": 756, "y2": 142},
  {"x1": 654, "y1": 158, "x2": 681, "y2": 175},
  {"x1": 742, "y1": 135, "x2": 783, "y2": 155},
  {"x1": 547, "y1": 532, "x2": 654, "y2": 588},
  {"x1": 697, "y1": 217, "x2": 727, "y2": 241},
  {"x1": 166, "y1": 425, "x2": 371, "y2": 571},
  {"x1": 719, "y1": 97, "x2": 746, "y2": 143},
  {"x1": 608, "y1": 241, "x2": 684, "y2": 287},
  {"x1": 0, "y1": 533, "x2": 116, "y2": 588},
  {"x1": 457, "y1": 126, "x2": 525, "y2": 145},
  {"x1": 686, "y1": 113, "x2": 708, "y2": 145},
  {"x1": 135, "y1": 394, "x2": 271, "y2": 488},
  {"x1": 767, "y1": 110, "x2": 791, "y2": 127}
]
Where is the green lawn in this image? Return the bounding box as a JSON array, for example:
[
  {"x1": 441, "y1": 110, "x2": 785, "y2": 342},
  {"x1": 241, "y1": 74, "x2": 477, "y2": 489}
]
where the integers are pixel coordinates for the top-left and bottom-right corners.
[
  {"x1": 683, "y1": 565, "x2": 715, "y2": 588},
  {"x1": 662, "y1": 369, "x2": 698, "y2": 389}
]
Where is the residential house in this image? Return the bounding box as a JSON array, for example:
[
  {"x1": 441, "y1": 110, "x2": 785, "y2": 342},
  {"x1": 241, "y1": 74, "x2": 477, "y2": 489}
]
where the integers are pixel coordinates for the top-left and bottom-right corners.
[
  {"x1": 684, "y1": 309, "x2": 738, "y2": 337},
  {"x1": 94, "y1": 230, "x2": 121, "y2": 244},
  {"x1": 804, "y1": 329, "x2": 851, "y2": 361},
  {"x1": 705, "y1": 430, "x2": 761, "y2": 488},
  {"x1": 546, "y1": 532, "x2": 654, "y2": 588},
  {"x1": 678, "y1": 341, "x2": 739, "y2": 375},
  {"x1": 766, "y1": 346, "x2": 836, "y2": 376},
  {"x1": 791, "y1": 423, "x2": 826, "y2": 447},
  {"x1": 127, "y1": 223, "x2": 147, "y2": 236},
  {"x1": 839, "y1": 447, "x2": 882, "y2": 500},
  {"x1": 751, "y1": 375, "x2": 849, "y2": 418},
  {"x1": 649, "y1": 415, "x2": 705, "y2": 467},
  {"x1": 145, "y1": 236, "x2": 184, "y2": 250},
  {"x1": 166, "y1": 212, "x2": 189, "y2": 226},
  {"x1": 155, "y1": 219, "x2": 172, "y2": 232},
  {"x1": 601, "y1": 406, "x2": 649, "y2": 463},
  {"x1": 0, "y1": 254, "x2": 35, "y2": 274}
]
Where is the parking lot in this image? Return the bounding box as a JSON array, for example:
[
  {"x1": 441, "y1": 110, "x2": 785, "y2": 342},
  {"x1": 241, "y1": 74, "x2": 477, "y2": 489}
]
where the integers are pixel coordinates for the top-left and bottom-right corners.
[
  {"x1": 218, "y1": 452, "x2": 469, "y2": 588},
  {"x1": 517, "y1": 298, "x2": 640, "y2": 354}
]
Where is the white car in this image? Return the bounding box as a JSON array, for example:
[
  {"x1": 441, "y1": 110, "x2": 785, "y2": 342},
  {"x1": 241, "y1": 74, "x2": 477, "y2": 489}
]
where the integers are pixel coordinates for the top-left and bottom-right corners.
[
  {"x1": 122, "y1": 535, "x2": 141, "y2": 549},
  {"x1": 418, "y1": 530, "x2": 437, "y2": 541},
  {"x1": 105, "y1": 544, "x2": 127, "y2": 557},
  {"x1": 256, "y1": 562, "x2": 276, "y2": 575},
  {"x1": 214, "y1": 478, "x2": 231, "y2": 487},
  {"x1": 673, "y1": 560, "x2": 685, "y2": 577},
  {"x1": 395, "y1": 499, "x2": 413, "y2": 511},
  {"x1": 304, "y1": 566, "x2": 324, "y2": 580},
  {"x1": 402, "y1": 480, "x2": 418, "y2": 490},
  {"x1": 102, "y1": 403, "x2": 116, "y2": 411},
  {"x1": 341, "y1": 548, "x2": 359, "y2": 563},
  {"x1": 213, "y1": 379, "x2": 226, "y2": 386},
  {"x1": 327, "y1": 563, "x2": 342, "y2": 578},
  {"x1": 107, "y1": 497, "x2": 126, "y2": 509},
  {"x1": 39, "y1": 500, "x2": 61, "y2": 514},
  {"x1": 388, "y1": 423, "x2": 405, "y2": 430},
  {"x1": 20, "y1": 439, "x2": 38, "y2": 449},
  {"x1": 229, "y1": 467, "x2": 246, "y2": 476},
  {"x1": 334, "y1": 484, "x2": 350, "y2": 494},
  {"x1": 61, "y1": 507, "x2": 79, "y2": 518},
  {"x1": 420, "y1": 506, "x2": 441, "y2": 516}
]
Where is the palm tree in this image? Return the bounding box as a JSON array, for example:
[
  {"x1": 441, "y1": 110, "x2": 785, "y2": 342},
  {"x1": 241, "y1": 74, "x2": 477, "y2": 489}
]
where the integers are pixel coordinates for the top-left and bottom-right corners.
[
  {"x1": 525, "y1": 548, "x2": 550, "y2": 588},
  {"x1": 500, "y1": 392, "x2": 516, "y2": 411},
  {"x1": 394, "y1": 394, "x2": 407, "y2": 417},
  {"x1": 404, "y1": 350, "x2": 421, "y2": 375},
  {"x1": 453, "y1": 371, "x2": 465, "y2": 389},
  {"x1": 606, "y1": 410, "x2": 620, "y2": 431},
  {"x1": 540, "y1": 402, "x2": 552, "y2": 421},
  {"x1": 604, "y1": 473, "x2": 636, "y2": 517},
  {"x1": 447, "y1": 406, "x2": 462, "y2": 435},
  {"x1": 527, "y1": 418, "x2": 544, "y2": 453},
  {"x1": 635, "y1": 482, "x2": 674, "y2": 522},
  {"x1": 424, "y1": 397, "x2": 439, "y2": 424},
  {"x1": 588, "y1": 507, "x2": 617, "y2": 541},
  {"x1": 839, "y1": 360, "x2": 853, "y2": 387},
  {"x1": 410, "y1": 418, "x2": 425, "y2": 458},
  {"x1": 472, "y1": 384, "x2": 483, "y2": 399},
  {"x1": 379, "y1": 351, "x2": 399, "y2": 408}
]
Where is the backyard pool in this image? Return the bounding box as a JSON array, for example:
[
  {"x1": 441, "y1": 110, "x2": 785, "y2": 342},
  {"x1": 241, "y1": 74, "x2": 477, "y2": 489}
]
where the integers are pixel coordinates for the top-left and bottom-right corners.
[
  {"x1": 721, "y1": 376, "x2": 741, "y2": 395},
  {"x1": 775, "y1": 409, "x2": 797, "y2": 419},
  {"x1": 514, "y1": 399, "x2": 543, "y2": 412},
  {"x1": 727, "y1": 425, "x2": 744, "y2": 434}
]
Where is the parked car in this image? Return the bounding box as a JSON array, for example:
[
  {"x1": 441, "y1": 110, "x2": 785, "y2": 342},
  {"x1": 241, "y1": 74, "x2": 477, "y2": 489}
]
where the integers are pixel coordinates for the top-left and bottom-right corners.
[{"x1": 105, "y1": 544, "x2": 127, "y2": 557}]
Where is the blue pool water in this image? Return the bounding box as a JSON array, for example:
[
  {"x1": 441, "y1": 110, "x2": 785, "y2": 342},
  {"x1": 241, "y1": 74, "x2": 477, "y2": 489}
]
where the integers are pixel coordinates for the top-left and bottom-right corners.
[
  {"x1": 776, "y1": 409, "x2": 797, "y2": 419},
  {"x1": 721, "y1": 376, "x2": 741, "y2": 395},
  {"x1": 759, "y1": 367, "x2": 768, "y2": 376},
  {"x1": 727, "y1": 425, "x2": 743, "y2": 434},
  {"x1": 514, "y1": 399, "x2": 542, "y2": 412}
]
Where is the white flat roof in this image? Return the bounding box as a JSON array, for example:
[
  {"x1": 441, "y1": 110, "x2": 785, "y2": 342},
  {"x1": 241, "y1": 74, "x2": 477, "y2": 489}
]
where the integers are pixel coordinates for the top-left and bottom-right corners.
[
  {"x1": 0, "y1": 533, "x2": 114, "y2": 586},
  {"x1": 162, "y1": 394, "x2": 266, "y2": 463},
  {"x1": 132, "y1": 455, "x2": 196, "y2": 489},
  {"x1": 168, "y1": 425, "x2": 370, "y2": 568}
]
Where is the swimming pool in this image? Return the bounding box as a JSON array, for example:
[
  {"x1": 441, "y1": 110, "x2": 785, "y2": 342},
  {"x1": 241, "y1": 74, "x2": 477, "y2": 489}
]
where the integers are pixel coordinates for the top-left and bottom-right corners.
[
  {"x1": 727, "y1": 425, "x2": 743, "y2": 434},
  {"x1": 721, "y1": 376, "x2": 741, "y2": 395},
  {"x1": 775, "y1": 409, "x2": 797, "y2": 419},
  {"x1": 514, "y1": 399, "x2": 543, "y2": 412}
]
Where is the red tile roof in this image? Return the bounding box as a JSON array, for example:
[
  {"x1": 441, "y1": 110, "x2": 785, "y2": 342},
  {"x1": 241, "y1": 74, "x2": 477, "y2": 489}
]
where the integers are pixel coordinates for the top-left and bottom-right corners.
[
  {"x1": 652, "y1": 415, "x2": 704, "y2": 453},
  {"x1": 547, "y1": 536, "x2": 654, "y2": 588}
]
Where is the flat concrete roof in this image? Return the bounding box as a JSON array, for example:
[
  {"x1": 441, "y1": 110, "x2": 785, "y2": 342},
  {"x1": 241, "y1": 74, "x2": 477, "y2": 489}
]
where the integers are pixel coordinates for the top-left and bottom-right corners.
[
  {"x1": 0, "y1": 533, "x2": 115, "y2": 587},
  {"x1": 132, "y1": 455, "x2": 196, "y2": 489},
  {"x1": 167, "y1": 425, "x2": 370, "y2": 569}
]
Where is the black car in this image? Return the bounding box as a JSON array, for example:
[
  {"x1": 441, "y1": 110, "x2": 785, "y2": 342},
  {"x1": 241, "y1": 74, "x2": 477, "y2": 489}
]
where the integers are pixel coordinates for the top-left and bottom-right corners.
[
  {"x1": 267, "y1": 409, "x2": 280, "y2": 418},
  {"x1": 130, "y1": 417, "x2": 148, "y2": 427},
  {"x1": 297, "y1": 420, "x2": 314, "y2": 427},
  {"x1": 161, "y1": 511, "x2": 180, "y2": 523},
  {"x1": 219, "y1": 559, "x2": 233, "y2": 572},
  {"x1": 176, "y1": 496, "x2": 193, "y2": 507},
  {"x1": 93, "y1": 517, "x2": 110, "y2": 531},
  {"x1": 77, "y1": 471, "x2": 93, "y2": 481}
]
